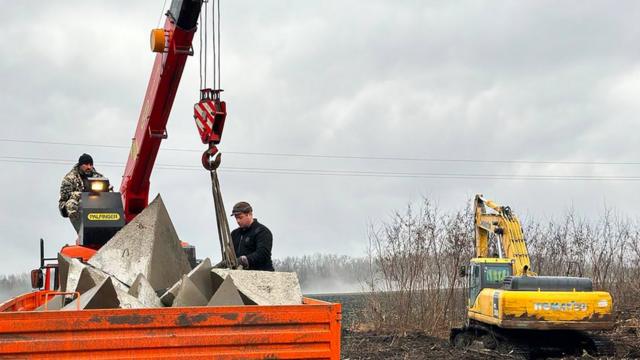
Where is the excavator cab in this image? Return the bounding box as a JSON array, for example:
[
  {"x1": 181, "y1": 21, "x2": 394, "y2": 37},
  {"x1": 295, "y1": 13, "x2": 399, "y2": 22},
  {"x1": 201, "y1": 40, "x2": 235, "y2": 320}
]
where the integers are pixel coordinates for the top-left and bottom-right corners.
[{"x1": 466, "y1": 258, "x2": 513, "y2": 307}]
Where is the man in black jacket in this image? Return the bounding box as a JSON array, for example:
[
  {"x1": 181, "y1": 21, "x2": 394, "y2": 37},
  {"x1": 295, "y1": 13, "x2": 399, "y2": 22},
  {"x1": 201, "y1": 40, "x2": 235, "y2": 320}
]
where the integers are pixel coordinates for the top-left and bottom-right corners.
[{"x1": 230, "y1": 201, "x2": 274, "y2": 271}]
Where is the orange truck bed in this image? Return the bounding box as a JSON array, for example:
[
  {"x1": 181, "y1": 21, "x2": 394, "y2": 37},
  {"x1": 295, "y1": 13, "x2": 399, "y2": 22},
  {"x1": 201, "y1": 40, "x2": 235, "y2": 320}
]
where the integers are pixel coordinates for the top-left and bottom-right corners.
[{"x1": 0, "y1": 291, "x2": 341, "y2": 359}]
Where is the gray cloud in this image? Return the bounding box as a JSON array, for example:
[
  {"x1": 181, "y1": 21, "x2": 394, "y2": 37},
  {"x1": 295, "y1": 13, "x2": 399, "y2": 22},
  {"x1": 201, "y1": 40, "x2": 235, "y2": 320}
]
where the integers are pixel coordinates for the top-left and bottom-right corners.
[{"x1": 1, "y1": 1, "x2": 640, "y2": 274}]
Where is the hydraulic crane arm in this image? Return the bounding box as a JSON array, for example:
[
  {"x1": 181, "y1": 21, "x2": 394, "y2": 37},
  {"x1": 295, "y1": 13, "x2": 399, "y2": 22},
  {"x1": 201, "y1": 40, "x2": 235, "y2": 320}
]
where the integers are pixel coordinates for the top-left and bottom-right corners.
[
  {"x1": 120, "y1": 0, "x2": 204, "y2": 222},
  {"x1": 474, "y1": 194, "x2": 533, "y2": 276}
]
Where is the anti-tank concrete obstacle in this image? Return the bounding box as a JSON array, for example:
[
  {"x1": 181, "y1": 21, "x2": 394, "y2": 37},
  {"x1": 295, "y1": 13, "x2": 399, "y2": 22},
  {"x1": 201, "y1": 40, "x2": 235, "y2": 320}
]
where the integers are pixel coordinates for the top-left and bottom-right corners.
[
  {"x1": 88, "y1": 195, "x2": 192, "y2": 291},
  {"x1": 52, "y1": 193, "x2": 304, "y2": 310}
]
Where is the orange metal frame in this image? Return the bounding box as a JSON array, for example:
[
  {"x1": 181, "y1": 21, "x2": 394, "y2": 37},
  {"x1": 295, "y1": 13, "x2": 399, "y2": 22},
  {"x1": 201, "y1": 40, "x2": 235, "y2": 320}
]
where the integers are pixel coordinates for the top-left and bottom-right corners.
[
  {"x1": 0, "y1": 293, "x2": 341, "y2": 359},
  {"x1": 60, "y1": 245, "x2": 97, "y2": 262}
]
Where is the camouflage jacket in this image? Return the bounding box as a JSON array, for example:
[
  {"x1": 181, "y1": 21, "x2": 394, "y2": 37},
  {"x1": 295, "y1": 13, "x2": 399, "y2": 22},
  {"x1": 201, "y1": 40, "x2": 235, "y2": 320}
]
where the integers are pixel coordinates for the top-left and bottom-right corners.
[{"x1": 58, "y1": 165, "x2": 104, "y2": 217}]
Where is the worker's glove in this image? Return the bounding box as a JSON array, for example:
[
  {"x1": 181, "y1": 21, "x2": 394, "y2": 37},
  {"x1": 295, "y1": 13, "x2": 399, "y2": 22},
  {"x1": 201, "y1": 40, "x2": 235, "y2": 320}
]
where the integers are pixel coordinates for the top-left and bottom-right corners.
[
  {"x1": 238, "y1": 256, "x2": 249, "y2": 269},
  {"x1": 65, "y1": 199, "x2": 80, "y2": 219}
]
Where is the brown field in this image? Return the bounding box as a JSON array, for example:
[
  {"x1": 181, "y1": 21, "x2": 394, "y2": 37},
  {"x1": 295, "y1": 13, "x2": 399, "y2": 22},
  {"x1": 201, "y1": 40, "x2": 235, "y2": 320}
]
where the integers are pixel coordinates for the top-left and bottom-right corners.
[{"x1": 313, "y1": 293, "x2": 640, "y2": 360}]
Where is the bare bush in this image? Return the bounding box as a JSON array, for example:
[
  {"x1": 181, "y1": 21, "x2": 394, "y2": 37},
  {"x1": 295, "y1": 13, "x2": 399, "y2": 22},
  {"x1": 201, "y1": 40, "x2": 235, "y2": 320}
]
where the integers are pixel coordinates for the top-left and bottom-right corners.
[
  {"x1": 527, "y1": 208, "x2": 640, "y2": 309},
  {"x1": 363, "y1": 198, "x2": 473, "y2": 336}
]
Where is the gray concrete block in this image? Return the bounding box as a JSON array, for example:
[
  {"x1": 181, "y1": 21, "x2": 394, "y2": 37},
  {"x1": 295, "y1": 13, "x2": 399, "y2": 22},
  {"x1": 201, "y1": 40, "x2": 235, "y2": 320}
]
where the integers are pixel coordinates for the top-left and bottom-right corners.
[
  {"x1": 129, "y1": 273, "x2": 163, "y2": 308},
  {"x1": 158, "y1": 257, "x2": 213, "y2": 307},
  {"x1": 35, "y1": 295, "x2": 65, "y2": 311},
  {"x1": 160, "y1": 279, "x2": 182, "y2": 306},
  {"x1": 207, "y1": 275, "x2": 244, "y2": 306},
  {"x1": 110, "y1": 275, "x2": 131, "y2": 294},
  {"x1": 172, "y1": 275, "x2": 208, "y2": 307},
  {"x1": 73, "y1": 265, "x2": 112, "y2": 294},
  {"x1": 64, "y1": 258, "x2": 86, "y2": 296},
  {"x1": 62, "y1": 277, "x2": 120, "y2": 310},
  {"x1": 180, "y1": 257, "x2": 214, "y2": 299},
  {"x1": 211, "y1": 269, "x2": 303, "y2": 305},
  {"x1": 88, "y1": 195, "x2": 192, "y2": 291},
  {"x1": 209, "y1": 271, "x2": 255, "y2": 305},
  {"x1": 115, "y1": 286, "x2": 146, "y2": 309},
  {"x1": 75, "y1": 267, "x2": 97, "y2": 294},
  {"x1": 57, "y1": 253, "x2": 71, "y2": 292}
]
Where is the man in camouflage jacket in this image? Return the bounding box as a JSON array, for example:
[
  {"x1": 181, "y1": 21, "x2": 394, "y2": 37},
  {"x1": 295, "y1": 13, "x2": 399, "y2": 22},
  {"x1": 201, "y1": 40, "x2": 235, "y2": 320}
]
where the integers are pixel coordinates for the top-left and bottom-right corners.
[{"x1": 58, "y1": 153, "x2": 104, "y2": 232}]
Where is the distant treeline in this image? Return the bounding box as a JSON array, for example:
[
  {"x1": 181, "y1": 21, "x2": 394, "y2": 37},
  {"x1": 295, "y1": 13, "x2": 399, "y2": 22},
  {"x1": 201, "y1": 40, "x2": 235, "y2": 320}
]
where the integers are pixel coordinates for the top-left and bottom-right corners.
[
  {"x1": 0, "y1": 273, "x2": 31, "y2": 303},
  {"x1": 274, "y1": 254, "x2": 369, "y2": 294}
]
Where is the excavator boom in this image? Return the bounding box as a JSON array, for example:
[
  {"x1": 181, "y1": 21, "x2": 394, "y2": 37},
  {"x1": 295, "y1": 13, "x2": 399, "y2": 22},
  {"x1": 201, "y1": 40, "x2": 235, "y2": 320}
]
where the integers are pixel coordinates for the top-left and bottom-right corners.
[{"x1": 474, "y1": 194, "x2": 532, "y2": 276}]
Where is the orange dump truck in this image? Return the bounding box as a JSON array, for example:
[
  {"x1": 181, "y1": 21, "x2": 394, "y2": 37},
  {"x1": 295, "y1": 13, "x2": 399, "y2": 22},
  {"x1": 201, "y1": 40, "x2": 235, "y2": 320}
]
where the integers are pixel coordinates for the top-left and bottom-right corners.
[
  {"x1": 0, "y1": 1, "x2": 343, "y2": 358},
  {"x1": 0, "y1": 290, "x2": 341, "y2": 359}
]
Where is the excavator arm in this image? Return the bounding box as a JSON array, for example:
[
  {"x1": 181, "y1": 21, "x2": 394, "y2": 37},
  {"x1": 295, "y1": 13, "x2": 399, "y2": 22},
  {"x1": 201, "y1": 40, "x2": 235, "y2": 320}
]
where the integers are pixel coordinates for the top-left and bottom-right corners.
[
  {"x1": 474, "y1": 194, "x2": 533, "y2": 276},
  {"x1": 120, "y1": 0, "x2": 204, "y2": 222}
]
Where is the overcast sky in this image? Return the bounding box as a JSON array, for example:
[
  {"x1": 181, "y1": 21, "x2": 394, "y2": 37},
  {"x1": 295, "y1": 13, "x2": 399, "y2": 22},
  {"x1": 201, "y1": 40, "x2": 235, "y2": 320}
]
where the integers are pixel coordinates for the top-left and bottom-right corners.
[{"x1": 1, "y1": 1, "x2": 640, "y2": 275}]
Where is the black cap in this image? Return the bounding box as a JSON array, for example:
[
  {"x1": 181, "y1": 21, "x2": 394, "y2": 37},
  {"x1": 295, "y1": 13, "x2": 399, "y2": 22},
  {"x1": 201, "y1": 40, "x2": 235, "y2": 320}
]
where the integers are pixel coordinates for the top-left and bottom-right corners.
[
  {"x1": 230, "y1": 201, "x2": 252, "y2": 216},
  {"x1": 78, "y1": 153, "x2": 93, "y2": 165}
]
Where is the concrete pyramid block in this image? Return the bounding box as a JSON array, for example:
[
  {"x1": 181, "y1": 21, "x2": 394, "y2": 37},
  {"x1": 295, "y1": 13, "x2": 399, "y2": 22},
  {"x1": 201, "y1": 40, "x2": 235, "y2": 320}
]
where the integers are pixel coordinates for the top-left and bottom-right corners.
[
  {"x1": 207, "y1": 275, "x2": 244, "y2": 306},
  {"x1": 211, "y1": 269, "x2": 303, "y2": 305},
  {"x1": 172, "y1": 275, "x2": 208, "y2": 307},
  {"x1": 75, "y1": 266, "x2": 110, "y2": 294},
  {"x1": 110, "y1": 276, "x2": 131, "y2": 294},
  {"x1": 65, "y1": 258, "x2": 87, "y2": 296},
  {"x1": 160, "y1": 258, "x2": 213, "y2": 306},
  {"x1": 187, "y1": 258, "x2": 214, "y2": 299},
  {"x1": 35, "y1": 295, "x2": 65, "y2": 311},
  {"x1": 160, "y1": 279, "x2": 181, "y2": 306},
  {"x1": 57, "y1": 253, "x2": 71, "y2": 292},
  {"x1": 185, "y1": 258, "x2": 214, "y2": 299},
  {"x1": 62, "y1": 277, "x2": 120, "y2": 310},
  {"x1": 88, "y1": 195, "x2": 192, "y2": 291},
  {"x1": 129, "y1": 274, "x2": 163, "y2": 308},
  {"x1": 75, "y1": 267, "x2": 98, "y2": 294},
  {"x1": 115, "y1": 287, "x2": 146, "y2": 309}
]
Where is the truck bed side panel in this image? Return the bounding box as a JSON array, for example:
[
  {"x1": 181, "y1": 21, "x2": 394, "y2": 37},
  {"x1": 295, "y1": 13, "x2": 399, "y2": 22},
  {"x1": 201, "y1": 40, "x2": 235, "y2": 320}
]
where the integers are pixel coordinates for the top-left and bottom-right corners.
[{"x1": 0, "y1": 296, "x2": 341, "y2": 359}]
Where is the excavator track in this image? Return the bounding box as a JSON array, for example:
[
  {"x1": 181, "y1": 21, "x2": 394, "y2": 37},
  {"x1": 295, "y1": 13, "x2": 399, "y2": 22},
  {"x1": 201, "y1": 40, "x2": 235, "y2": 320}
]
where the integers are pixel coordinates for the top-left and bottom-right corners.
[
  {"x1": 450, "y1": 322, "x2": 615, "y2": 359},
  {"x1": 451, "y1": 326, "x2": 533, "y2": 359},
  {"x1": 586, "y1": 333, "x2": 616, "y2": 357}
]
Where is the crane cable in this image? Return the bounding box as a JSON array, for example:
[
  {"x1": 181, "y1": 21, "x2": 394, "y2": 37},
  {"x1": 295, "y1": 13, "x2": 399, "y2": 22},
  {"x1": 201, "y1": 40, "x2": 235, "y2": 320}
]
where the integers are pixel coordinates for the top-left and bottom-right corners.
[
  {"x1": 199, "y1": 0, "x2": 236, "y2": 268},
  {"x1": 199, "y1": 0, "x2": 221, "y2": 91}
]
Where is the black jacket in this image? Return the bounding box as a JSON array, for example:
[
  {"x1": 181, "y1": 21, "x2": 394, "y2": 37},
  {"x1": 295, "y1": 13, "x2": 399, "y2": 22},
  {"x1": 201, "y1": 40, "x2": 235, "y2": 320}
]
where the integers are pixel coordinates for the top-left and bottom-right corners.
[{"x1": 231, "y1": 219, "x2": 274, "y2": 271}]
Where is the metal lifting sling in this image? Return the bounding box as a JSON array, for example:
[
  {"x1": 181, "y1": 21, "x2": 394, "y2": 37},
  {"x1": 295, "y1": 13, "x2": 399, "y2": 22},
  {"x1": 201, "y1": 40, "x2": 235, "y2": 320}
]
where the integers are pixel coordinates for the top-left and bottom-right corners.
[{"x1": 204, "y1": 153, "x2": 238, "y2": 268}]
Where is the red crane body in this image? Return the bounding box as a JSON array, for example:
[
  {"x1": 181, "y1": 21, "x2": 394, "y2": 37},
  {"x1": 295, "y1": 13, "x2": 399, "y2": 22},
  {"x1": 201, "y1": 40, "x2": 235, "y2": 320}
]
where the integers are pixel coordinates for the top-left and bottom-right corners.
[
  {"x1": 120, "y1": 13, "x2": 195, "y2": 222},
  {"x1": 120, "y1": 0, "x2": 227, "y2": 222},
  {"x1": 57, "y1": 0, "x2": 227, "y2": 263}
]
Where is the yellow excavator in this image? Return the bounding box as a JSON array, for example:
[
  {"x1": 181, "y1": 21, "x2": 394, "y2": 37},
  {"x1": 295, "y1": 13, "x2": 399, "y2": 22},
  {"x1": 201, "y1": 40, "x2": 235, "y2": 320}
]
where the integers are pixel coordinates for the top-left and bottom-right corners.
[{"x1": 450, "y1": 195, "x2": 614, "y2": 358}]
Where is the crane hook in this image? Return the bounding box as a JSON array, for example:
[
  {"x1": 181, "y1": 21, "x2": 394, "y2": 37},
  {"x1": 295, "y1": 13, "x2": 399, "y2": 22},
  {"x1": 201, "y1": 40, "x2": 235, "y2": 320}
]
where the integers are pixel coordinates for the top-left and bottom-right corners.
[{"x1": 202, "y1": 144, "x2": 221, "y2": 170}]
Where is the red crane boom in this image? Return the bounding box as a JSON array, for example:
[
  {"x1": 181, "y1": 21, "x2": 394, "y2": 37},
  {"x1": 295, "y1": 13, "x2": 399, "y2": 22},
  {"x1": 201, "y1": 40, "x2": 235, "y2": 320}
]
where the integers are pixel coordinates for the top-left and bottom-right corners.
[{"x1": 120, "y1": 0, "x2": 204, "y2": 222}]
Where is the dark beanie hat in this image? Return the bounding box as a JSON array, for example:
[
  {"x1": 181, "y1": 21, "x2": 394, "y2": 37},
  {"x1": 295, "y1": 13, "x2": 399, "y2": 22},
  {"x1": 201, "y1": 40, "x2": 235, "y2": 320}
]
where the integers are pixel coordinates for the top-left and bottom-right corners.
[{"x1": 78, "y1": 153, "x2": 94, "y2": 165}]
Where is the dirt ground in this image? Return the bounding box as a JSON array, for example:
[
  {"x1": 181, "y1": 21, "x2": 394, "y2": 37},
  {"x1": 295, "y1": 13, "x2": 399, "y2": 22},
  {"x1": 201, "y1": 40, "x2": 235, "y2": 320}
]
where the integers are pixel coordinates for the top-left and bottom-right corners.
[
  {"x1": 341, "y1": 307, "x2": 640, "y2": 360},
  {"x1": 342, "y1": 330, "x2": 488, "y2": 360}
]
